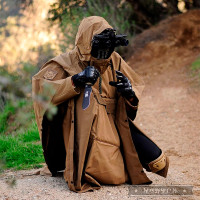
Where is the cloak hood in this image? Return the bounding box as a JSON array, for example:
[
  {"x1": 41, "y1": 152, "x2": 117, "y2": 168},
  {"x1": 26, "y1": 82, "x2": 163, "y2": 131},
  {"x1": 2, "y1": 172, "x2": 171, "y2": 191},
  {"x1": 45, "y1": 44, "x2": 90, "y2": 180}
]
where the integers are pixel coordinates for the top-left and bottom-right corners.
[{"x1": 75, "y1": 16, "x2": 113, "y2": 62}]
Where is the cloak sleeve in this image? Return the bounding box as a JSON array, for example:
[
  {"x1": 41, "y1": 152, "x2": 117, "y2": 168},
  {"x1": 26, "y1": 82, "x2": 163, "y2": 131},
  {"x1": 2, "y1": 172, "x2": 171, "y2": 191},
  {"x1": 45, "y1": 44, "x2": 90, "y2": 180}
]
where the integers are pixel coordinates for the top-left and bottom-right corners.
[
  {"x1": 32, "y1": 62, "x2": 80, "y2": 106},
  {"x1": 32, "y1": 61, "x2": 80, "y2": 137},
  {"x1": 118, "y1": 56, "x2": 145, "y2": 120},
  {"x1": 119, "y1": 57, "x2": 145, "y2": 100}
]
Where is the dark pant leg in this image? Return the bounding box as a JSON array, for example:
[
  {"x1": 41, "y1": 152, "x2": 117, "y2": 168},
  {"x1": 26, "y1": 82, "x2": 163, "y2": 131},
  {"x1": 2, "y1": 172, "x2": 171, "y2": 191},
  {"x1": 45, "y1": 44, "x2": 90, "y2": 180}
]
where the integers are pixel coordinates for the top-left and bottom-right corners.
[{"x1": 129, "y1": 121, "x2": 162, "y2": 167}]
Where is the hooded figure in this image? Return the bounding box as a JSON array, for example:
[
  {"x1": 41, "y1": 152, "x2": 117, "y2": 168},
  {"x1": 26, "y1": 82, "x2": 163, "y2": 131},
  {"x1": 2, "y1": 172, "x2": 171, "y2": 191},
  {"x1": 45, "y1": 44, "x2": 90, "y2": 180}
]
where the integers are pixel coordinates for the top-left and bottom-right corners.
[{"x1": 32, "y1": 16, "x2": 169, "y2": 192}]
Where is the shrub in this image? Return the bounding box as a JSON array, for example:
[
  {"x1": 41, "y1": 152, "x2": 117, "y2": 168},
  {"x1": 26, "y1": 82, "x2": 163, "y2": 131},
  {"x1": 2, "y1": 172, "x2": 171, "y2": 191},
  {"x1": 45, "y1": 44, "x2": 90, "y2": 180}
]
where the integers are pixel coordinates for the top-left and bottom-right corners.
[{"x1": 48, "y1": 0, "x2": 135, "y2": 56}]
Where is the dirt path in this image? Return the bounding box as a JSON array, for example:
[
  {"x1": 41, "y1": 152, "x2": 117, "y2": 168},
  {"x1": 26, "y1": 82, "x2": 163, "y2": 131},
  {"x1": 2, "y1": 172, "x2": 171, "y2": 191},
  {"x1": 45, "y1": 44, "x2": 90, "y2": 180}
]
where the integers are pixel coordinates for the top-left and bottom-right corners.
[{"x1": 1, "y1": 10, "x2": 200, "y2": 200}]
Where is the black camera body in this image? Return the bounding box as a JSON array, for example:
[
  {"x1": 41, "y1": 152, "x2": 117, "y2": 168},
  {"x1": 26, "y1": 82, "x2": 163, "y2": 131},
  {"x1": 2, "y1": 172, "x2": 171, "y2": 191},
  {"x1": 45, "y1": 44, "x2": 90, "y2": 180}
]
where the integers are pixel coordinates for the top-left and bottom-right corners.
[{"x1": 91, "y1": 28, "x2": 129, "y2": 59}]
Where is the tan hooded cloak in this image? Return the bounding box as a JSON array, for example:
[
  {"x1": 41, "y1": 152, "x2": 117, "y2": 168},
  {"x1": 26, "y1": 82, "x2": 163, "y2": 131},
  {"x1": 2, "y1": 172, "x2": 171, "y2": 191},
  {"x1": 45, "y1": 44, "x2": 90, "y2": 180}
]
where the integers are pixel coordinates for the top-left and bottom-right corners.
[{"x1": 32, "y1": 16, "x2": 169, "y2": 192}]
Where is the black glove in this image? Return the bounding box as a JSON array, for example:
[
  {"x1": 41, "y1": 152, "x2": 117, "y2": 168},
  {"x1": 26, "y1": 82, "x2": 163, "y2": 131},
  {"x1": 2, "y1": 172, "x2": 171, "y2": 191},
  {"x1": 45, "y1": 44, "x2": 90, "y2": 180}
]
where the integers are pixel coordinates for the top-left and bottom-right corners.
[
  {"x1": 72, "y1": 66, "x2": 100, "y2": 87},
  {"x1": 109, "y1": 70, "x2": 136, "y2": 100}
]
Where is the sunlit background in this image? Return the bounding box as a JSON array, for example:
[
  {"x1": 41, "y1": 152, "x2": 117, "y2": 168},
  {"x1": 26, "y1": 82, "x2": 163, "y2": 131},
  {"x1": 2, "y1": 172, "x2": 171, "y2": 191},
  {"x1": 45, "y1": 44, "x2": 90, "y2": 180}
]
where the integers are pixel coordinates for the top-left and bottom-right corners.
[
  {"x1": 0, "y1": 0, "x2": 200, "y2": 180},
  {"x1": 0, "y1": 0, "x2": 62, "y2": 70},
  {"x1": 0, "y1": 0, "x2": 194, "y2": 71}
]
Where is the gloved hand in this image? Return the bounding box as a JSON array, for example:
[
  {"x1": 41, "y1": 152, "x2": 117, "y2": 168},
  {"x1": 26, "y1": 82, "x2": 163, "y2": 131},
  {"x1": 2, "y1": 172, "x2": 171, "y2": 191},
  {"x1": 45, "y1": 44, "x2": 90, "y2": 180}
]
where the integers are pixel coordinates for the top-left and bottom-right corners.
[
  {"x1": 72, "y1": 66, "x2": 100, "y2": 87},
  {"x1": 109, "y1": 70, "x2": 136, "y2": 100}
]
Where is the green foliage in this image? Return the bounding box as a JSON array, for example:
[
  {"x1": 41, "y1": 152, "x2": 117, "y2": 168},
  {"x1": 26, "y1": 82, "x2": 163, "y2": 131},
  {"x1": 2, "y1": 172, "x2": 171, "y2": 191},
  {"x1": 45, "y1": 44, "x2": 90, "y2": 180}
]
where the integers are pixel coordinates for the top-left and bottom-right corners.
[
  {"x1": 48, "y1": 0, "x2": 84, "y2": 23},
  {"x1": 86, "y1": 0, "x2": 134, "y2": 34},
  {"x1": 48, "y1": 0, "x2": 134, "y2": 54},
  {"x1": 0, "y1": 102, "x2": 15, "y2": 133},
  {"x1": 0, "y1": 61, "x2": 57, "y2": 122},
  {"x1": 18, "y1": 121, "x2": 40, "y2": 142},
  {"x1": 0, "y1": 99, "x2": 35, "y2": 134},
  {"x1": 0, "y1": 64, "x2": 37, "y2": 106},
  {"x1": 191, "y1": 57, "x2": 200, "y2": 71},
  {"x1": 0, "y1": 58, "x2": 59, "y2": 170},
  {"x1": 191, "y1": 56, "x2": 200, "y2": 80},
  {"x1": 0, "y1": 61, "x2": 58, "y2": 170},
  {"x1": 0, "y1": 99, "x2": 44, "y2": 170},
  {"x1": 0, "y1": 125, "x2": 44, "y2": 170},
  {"x1": 0, "y1": 158, "x2": 6, "y2": 174}
]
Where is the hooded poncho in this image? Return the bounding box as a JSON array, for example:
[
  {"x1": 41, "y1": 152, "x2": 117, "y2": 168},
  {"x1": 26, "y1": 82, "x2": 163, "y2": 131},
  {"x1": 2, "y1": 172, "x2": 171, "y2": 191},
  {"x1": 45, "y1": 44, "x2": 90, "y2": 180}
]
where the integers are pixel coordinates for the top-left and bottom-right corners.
[{"x1": 32, "y1": 16, "x2": 169, "y2": 192}]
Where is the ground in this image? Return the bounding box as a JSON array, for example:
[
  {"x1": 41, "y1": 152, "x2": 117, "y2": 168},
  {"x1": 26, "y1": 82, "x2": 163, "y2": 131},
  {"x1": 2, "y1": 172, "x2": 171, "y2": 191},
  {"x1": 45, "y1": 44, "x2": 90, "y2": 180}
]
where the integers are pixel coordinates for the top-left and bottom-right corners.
[{"x1": 0, "y1": 10, "x2": 200, "y2": 200}]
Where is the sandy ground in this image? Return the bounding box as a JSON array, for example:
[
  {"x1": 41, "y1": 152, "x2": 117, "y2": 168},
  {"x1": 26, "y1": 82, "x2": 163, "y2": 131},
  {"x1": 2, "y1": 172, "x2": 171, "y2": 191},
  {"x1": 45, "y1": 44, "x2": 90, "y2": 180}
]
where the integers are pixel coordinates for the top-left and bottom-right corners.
[{"x1": 0, "y1": 10, "x2": 200, "y2": 200}]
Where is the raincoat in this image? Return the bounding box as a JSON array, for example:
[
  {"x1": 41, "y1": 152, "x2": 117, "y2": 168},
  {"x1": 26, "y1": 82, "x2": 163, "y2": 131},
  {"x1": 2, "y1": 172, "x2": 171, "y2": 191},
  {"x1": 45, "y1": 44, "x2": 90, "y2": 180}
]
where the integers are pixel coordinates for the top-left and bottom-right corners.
[{"x1": 32, "y1": 16, "x2": 169, "y2": 192}]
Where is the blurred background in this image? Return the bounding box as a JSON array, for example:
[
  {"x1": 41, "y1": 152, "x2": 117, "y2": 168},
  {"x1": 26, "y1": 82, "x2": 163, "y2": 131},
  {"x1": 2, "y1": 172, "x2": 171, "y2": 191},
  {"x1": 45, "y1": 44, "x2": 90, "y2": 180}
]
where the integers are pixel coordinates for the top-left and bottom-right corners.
[{"x1": 0, "y1": 0, "x2": 200, "y2": 174}]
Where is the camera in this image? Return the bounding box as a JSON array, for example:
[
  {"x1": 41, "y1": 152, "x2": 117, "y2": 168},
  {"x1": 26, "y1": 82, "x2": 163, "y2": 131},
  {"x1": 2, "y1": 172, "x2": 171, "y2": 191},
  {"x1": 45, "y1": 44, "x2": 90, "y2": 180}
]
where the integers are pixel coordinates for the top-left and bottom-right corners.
[
  {"x1": 91, "y1": 28, "x2": 129, "y2": 59},
  {"x1": 91, "y1": 28, "x2": 129, "y2": 49}
]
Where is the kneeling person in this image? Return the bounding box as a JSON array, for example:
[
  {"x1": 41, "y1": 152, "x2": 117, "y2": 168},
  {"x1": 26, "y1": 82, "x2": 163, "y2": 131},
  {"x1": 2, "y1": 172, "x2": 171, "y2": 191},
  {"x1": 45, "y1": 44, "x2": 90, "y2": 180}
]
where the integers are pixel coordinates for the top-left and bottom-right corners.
[{"x1": 32, "y1": 16, "x2": 169, "y2": 192}]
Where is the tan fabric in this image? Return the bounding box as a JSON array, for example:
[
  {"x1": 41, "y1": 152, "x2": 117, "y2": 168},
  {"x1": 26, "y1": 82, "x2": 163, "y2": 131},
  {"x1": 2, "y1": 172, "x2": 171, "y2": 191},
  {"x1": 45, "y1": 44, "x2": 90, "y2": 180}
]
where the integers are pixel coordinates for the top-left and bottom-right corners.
[
  {"x1": 148, "y1": 152, "x2": 167, "y2": 173},
  {"x1": 39, "y1": 165, "x2": 52, "y2": 176},
  {"x1": 32, "y1": 16, "x2": 169, "y2": 192}
]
